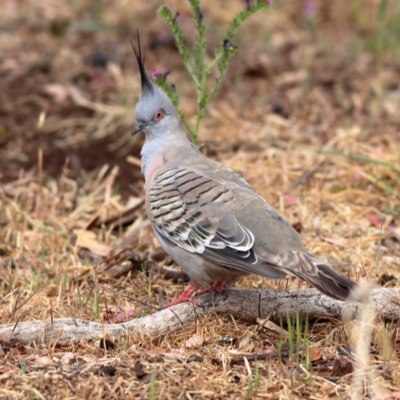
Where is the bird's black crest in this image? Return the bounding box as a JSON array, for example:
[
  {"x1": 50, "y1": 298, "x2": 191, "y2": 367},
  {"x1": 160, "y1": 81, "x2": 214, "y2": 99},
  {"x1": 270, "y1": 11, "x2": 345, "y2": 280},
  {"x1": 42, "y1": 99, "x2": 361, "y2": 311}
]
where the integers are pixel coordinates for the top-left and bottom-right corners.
[{"x1": 131, "y1": 30, "x2": 154, "y2": 94}]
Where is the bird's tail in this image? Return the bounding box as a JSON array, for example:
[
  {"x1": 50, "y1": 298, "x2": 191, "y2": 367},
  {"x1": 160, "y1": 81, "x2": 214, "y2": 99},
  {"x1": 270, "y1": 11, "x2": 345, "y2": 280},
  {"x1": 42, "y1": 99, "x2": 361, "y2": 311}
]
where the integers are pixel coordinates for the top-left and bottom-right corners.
[{"x1": 290, "y1": 251, "x2": 357, "y2": 301}]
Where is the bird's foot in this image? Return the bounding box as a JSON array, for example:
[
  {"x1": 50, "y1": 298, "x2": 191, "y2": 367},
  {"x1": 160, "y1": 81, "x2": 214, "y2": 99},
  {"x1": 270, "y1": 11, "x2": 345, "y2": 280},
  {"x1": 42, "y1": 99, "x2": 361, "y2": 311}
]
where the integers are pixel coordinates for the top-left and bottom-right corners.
[
  {"x1": 196, "y1": 280, "x2": 224, "y2": 295},
  {"x1": 161, "y1": 283, "x2": 198, "y2": 309},
  {"x1": 161, "y1": 281, "x2": 224, "y2": 309}
]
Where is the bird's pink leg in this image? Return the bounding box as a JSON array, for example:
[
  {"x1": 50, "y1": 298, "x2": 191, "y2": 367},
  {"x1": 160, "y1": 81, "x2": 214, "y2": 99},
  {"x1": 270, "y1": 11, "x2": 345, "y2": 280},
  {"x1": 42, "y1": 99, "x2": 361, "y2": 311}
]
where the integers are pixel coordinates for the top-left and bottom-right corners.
[
  {"x1": 197, "y1": 280, "x2": 224, "y2": 295},
  {"x1": 162, "y1": 283, "x2": 199, "y2": 309}
]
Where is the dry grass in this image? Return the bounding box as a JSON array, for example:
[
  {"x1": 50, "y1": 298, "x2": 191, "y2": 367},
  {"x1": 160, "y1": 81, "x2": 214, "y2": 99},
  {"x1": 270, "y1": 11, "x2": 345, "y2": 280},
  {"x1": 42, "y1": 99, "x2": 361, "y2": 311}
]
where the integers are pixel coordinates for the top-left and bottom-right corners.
[{"x1": 1, "y1": 0, "x2": 400, "y2": 399}]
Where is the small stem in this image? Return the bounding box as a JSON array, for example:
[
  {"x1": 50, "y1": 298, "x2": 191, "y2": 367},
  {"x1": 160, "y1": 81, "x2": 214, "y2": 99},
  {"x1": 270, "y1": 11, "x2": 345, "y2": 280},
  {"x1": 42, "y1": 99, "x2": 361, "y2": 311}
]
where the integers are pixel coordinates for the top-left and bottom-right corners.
[
  {"x1": 183, "y1": 119, "x2": 194, "y2": 138},
  {"x1": 207, "y1": 52, "x2": 223, "y2": 73},
  {"x1": 203, "y1": 54, "x2": 223, "y2": 107},
  {"x1": 193, "y1": 69, "x2": 207, "y2": 142},
  {"x1": 189, "y1": 69, "x2": 200, "y2": 89},
  {"x1": 194, "y1": 115, "x2": 200, "y2": 143}
]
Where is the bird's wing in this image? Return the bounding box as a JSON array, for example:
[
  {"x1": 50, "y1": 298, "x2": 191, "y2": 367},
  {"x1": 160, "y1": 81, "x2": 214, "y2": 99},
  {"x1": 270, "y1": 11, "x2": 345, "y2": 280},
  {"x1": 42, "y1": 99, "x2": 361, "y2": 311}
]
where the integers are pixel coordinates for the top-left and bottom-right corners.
[
  {"x1": 147, "y1": 166, "x2": 286, "y2": 279},
  {"x1": 228, "y1": 189, "x2": 357, "y2": 300}
]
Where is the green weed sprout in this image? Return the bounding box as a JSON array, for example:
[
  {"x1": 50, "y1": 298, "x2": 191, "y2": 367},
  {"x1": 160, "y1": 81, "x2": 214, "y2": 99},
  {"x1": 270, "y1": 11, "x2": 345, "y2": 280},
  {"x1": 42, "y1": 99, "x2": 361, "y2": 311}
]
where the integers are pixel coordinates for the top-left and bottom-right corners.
[{"x1": 155, "y1": 0, "x2": 270, "y2": 143}]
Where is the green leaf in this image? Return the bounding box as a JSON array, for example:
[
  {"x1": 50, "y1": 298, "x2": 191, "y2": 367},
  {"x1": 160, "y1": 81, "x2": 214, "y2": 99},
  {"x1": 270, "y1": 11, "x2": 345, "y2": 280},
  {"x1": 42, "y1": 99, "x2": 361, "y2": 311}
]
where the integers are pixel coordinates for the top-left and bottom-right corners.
[
  {"x1": 377, "y1": 0, "x2": 389, "y2": 22},
  {"x1": 188, "y1": 0, "x2": 206, "y2": 75}
]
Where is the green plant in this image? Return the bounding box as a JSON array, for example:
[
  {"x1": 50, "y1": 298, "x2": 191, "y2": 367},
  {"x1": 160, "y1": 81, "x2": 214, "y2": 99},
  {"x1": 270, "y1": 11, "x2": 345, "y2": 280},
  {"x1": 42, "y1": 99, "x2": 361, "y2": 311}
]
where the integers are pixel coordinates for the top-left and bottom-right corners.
[
  {"x1": 286, "y1": 310, "x2": 296, "y2": 356},
  {"x1": 372, "y1": 0, "x2": 400, "y2": 68},
  {"x1": 25, "y1": 265, "x2": 39, "y2": 287},
  {"x1": 279, "y1": 307, "x2": 311, "y2": 370},
  {"x1": 310, "y1": 148, "x2": 400, "y2": 169},
  {"x1": 249, "y1": 359, "x2": 259, "y2": 395},
  {"x1": 20, "y1": 361, "x2": 26, "y2": 375},
  {"x1": 155, "y1": 0, "x2": 271, "y2": 143},
  {"x1": 141, "y1": 263, "x2": 147, "y2": 274},
  {"x1": 93, "y1": 285, "x2": 99, "y2": 320},
  {"x1": 305, "y1": 147, "x2": 400, "y2": 196},
  {"x1": 148, "y1": 273, "x2": 152, "y2": 297},
  {"x1": 40, "y1": 242, "x2": 47, "y2": 261},
  {"x1": 247, "y1": 376, "x2": 254, "y2": 396},
  {"x1": 353, "y1": 0, "x2": 400, "y2": 68},
  {"x1": 75, "y1": 285, "x2": 84, "y2": 314},
  {"x1": 63, "y1": 265, "x2": 69, "y2": 289},
  {"x1": 374, "y1": 227, "x2": 383, "y2": 281},
  {"x1": 29, "y1": 386, "x2": 35, "y2": 400},
  {"x1": 149, "y1": 373, "x2": 157, "y2": 400}
]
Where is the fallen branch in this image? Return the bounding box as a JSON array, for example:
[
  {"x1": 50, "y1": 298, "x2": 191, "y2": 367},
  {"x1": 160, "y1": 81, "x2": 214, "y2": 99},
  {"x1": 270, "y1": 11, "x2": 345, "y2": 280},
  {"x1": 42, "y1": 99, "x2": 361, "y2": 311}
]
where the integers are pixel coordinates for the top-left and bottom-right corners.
[{"x1": 0, "y1": 288, "x2": 399, "y2": 345}]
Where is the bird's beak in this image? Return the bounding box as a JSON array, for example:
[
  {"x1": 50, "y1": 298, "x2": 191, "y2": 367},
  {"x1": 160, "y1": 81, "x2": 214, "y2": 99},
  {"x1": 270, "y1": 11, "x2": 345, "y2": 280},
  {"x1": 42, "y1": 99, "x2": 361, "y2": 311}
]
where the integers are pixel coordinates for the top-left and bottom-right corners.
[{"x1": 132, "y1": 122, "x2": 147, "y2": 136}]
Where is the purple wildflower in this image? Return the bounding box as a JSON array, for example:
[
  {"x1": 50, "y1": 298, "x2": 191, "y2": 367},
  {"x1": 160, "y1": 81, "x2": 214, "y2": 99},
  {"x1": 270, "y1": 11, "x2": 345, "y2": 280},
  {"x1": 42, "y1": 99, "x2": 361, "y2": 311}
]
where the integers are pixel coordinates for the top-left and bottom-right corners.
[
  {"x1": 223, "y1": 39, "x2": 237, "y2": 50},
  {"x1": 198, "y1": 11, "x2": 204, "y2": 19},
  {"x1": 245, "y1": 0, "x2": 251, "y2": 10},
  {"x1": 173, "y1": 11, "x2": 180, "y2": 21},
  {"x1": 152, "y1": 69, "x2": 171, "y2": 80},
  {"x1": 303, "y1": 0, "x2": 316, "y2": 14}
]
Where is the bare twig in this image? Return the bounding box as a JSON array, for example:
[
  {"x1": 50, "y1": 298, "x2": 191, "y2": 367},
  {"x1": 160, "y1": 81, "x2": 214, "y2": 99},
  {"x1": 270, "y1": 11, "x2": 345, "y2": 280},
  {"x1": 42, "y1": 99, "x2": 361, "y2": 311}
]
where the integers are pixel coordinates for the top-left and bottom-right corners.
[{"x1": 0, "y1": 288, "x2": 398, "y2": 345}]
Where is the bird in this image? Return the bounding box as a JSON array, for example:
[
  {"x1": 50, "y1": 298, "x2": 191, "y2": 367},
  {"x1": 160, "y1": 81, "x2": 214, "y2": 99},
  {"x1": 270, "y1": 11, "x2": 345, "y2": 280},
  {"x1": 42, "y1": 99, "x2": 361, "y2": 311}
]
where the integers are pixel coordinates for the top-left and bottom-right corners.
[{"x1": 131, "y1": 37, "x2": 357, "y2": 308}]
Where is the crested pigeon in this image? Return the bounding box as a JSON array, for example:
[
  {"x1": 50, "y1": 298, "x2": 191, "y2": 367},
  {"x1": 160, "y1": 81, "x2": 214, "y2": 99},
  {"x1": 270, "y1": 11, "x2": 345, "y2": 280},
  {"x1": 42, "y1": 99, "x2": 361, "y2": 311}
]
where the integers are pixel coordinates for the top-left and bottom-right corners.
[{"x1": 131, "y1": 38, "x2": 356, "y2": 308}]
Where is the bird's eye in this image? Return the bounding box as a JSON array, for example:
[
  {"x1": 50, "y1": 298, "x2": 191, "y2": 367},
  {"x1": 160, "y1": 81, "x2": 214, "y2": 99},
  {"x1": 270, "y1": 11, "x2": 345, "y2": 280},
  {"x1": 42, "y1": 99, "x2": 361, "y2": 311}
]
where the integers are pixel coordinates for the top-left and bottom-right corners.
[{"x1": 153, "y1": 109, "x2": 165, "y2": 121}]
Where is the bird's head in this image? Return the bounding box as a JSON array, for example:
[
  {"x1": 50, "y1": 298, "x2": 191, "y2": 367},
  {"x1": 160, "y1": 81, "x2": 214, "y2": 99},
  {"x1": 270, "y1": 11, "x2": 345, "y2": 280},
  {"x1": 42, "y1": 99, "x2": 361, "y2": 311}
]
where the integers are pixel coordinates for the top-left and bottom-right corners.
[{"x1": 131, "y1": 35, "x2": 179, "y2": 138}]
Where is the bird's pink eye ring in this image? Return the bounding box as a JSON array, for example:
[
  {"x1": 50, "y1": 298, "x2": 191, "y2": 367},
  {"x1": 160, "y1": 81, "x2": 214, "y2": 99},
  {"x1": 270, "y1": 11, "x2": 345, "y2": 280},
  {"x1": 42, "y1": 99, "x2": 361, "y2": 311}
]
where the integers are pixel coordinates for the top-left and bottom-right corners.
[{"x1": 153, "y1": 109, "x2": 165, "y2": 121}]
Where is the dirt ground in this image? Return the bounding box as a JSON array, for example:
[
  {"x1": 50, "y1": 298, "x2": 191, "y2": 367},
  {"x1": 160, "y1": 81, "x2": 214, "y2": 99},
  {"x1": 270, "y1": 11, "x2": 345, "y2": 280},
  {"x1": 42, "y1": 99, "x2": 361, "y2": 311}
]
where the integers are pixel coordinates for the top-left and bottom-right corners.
[{"x1": 1, "y1": 0, "x2": 400, "y2": 399}]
